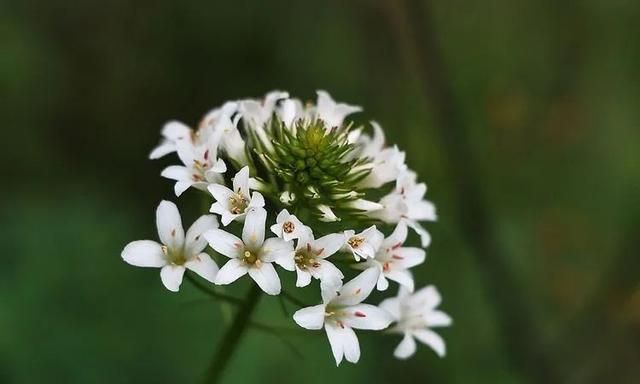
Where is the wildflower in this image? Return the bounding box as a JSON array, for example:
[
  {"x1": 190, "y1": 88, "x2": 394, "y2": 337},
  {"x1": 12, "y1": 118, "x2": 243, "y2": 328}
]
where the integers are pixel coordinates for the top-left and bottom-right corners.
[
  {"x1": 121, "y1": 201, "x2": 219, "y2": 292},
  {"x1": 343, "y1": 225, "x2": 384, "y2": 261},
  {"x1": 161, "y1": 134, "x2": 227, "y2": 196},
  {"x1": 288, "y1": 231, "x2": 345, "y2": 289},
  {"x1": 380, "y1": 286, "x2": 452, "y2": 359},
  {"x1": 208, "y1": 166, "x2": 265, "y2": 226},
  {"x1": 204, "y1": 208, "x2": 292, "y2": 295},
  {"x1": 269, "y1": 209, "x2": 311, "y2": 242},
  {"x1": 354, "y1": 222, "x2": 425, "y2": 291},
  {"x1": 293, "y1": 268, "x2": 393, "y2": 365},
  {"x1": 149, "y1": 120, "x2": 192, "y2": 160},
  {"x1": 369, "y1": 170, "x2": 436, "y2": 247}
]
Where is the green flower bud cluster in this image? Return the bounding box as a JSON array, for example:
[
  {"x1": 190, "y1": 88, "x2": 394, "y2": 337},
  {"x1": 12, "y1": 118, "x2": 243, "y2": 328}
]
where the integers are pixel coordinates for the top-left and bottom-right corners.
[{"x1": 252, "y1": 117, "x2": 371, "y2": 214}]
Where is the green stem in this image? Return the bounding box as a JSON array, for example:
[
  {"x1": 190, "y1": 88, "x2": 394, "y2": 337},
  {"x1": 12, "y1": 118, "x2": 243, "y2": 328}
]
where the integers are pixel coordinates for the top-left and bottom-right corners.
[
  {"x1": 201, "y1": 283, "x2": 262, "y2": 384},
  {"x1": 280, "y1": 290, "x2": 308, "y2": 308},
  {"x1": 185, "y1": 273, "x2": 243, "y2": 305}
]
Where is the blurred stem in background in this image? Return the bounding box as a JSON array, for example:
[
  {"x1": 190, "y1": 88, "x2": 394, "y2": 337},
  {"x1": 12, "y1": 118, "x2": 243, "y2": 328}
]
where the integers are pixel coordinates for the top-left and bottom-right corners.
[
  {"x1": 202, "y1": 283, "x2": 262, "y2": 384},
  {"x1": 371, "y1": 0, "x2": 560, "y2": 382}
]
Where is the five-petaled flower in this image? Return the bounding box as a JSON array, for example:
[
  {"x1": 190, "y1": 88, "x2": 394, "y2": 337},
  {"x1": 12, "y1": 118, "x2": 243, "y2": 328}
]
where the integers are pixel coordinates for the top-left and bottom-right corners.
[
  {"x1": 204, "y1": 208, "x2": 292, "y2": 295},
  {"x1": 270, "y1": 209, "x2": 311, "y2": 242},
  {"x1": 121, "y1": 201, "x2": 219, "y2": 292},
  {"x1": 343, "y1": 225, "x2": 384, "y2": 261},
  {"x1": 285, "y1": 231, "x2": 345, "y2": 289},
  {"x1": 380, "y1": 285, "x2": 452, "y2": 359},
  {"x1": 354, "y1": 222, "x2": 425, "y2": 291},
  {"x1": 208, "y1": 166, "x2": 265, "y2": 226},
  {"x1": 293, "y1": 268, "x2": 393, "y2": 365}
]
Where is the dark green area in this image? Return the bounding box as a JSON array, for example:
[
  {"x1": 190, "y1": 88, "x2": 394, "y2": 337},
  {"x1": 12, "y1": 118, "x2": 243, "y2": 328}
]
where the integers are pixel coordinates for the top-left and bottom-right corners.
[{"x1": 2, "y1": 0, "x2": 639, "y2": 383}]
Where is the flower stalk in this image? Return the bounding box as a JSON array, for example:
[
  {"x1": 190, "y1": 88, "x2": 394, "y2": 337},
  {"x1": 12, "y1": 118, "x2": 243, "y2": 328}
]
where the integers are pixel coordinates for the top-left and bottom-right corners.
[{"x1": 202, "y1": 283, "x2": 262, "y2": 384}]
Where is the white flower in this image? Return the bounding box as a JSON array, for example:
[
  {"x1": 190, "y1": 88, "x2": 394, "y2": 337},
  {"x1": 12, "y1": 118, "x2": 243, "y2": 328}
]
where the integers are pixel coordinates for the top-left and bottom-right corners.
[
  {"x1": 203, "y1": 208, "x2": 292, "y2": 295},
  {"x1": 277, "y1": 98, "x2": 305, "y2": 129},
  {"x1": 208, "y1": 166, "x2": 265, "y2": 226},
  {"x1": 269, "y1": 209, "x2": 311, "y2": 242},
  {"x1": 161, "y1": 134, "x2": 227, "y2": 196},
  {"x1": 121, "y1": 201, "x2": 219, "y2": 292},
  {"x1": 354, "y1": 222, "x2": 425, "y2": 291},
  {"x1": 284, "y1": 231, "x2": 345, "y2": 289},
  {"x1": 352, "y1": 122, "x2": 407, "y2": 189},
  {"x1": 380, "y1": 286, "x2": 452, "y2": 359},
  {"x1": 343, "y1": 225, "x2": 384, "y2": 261},
  {"x1": 317, "y1": 204, "x2": 340, "y2": 222},
  {"x1": 149, "y1": 121, "x2": 193, "y2": 159},
  {"x1": 315, "y1": 90, "x2": 362, "y2": 129},
  {"x1": 293, "y1": 268, "x2": 393, "y2": 365},
  {"x1": 211, "y1": 113, "x2": 250, "y2": 167},
  {"x1": 369, "y1": 170, "x2": 436, "y2": 247}
]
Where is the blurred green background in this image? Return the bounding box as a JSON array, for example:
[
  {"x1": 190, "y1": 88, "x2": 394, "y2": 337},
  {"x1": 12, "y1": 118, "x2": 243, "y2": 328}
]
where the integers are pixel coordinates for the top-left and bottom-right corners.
[{"x1": 2, "y1": 0, "x2": 639, "y2": 383}]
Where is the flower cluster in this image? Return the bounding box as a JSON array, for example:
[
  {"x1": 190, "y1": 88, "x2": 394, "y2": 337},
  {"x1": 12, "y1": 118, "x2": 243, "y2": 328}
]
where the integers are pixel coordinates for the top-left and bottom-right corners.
[{"x1": 122, "y1": 91, "x2": 451, "y2": 365}]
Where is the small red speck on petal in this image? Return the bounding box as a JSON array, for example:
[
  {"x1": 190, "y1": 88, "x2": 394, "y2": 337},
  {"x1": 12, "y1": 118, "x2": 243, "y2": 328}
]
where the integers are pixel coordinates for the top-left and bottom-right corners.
[
  {"x1": 234, "y1": 242, "x2": 242, "y2": 248},
  {"x1": 355, "y1": 311, "x2": 366, "y2": 318},
  {"x1": 392, "y1": 242, "x2": 402, "y2": 250},
  {"x1": 204, "y1": 150, "x2": 209, "y2": 160},
  {"x1": 306, "y1": 243, "x2": 312, "y2": 252},
  {"x1": 337, "y1": 320, "x2": 345, "y2": 329},
  {"x1": 315, "y1": 248, "x2": 325, "y2": 256},
  {"x1": 355, "y1": 288, "x2": 361, "y2": 295},
  {"x1": 171, "y1": 229, "x2": 176, "y2": 237},
  {"x1": 392, "y1": 255, "x2": 404, "y2": 260}
]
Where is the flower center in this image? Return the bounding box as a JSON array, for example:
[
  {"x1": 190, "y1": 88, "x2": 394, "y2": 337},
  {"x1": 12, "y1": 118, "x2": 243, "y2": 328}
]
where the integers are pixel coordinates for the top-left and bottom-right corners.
[
  {"x1": 242, "y1": 250, "x2": 260, "y2": 266},
  {"x1": 294, "y1": 243, "x2": 320, "y2": 270},
  {"x1": 162, "y1": 245, "x2": 186, "y2": 265},
  {"x1": 348, "y1": 236, "x2": 364, "y2": 249},
  {"x1": 229, "y1": 192, "x2": 248, "y2": 215},
  {"x1": 283, "y1": 221, "x2": 295, "y2": 234}
]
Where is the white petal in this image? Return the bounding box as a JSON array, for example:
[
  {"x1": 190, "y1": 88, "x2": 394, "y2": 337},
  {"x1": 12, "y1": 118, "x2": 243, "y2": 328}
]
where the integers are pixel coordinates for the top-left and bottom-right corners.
[
  {"x1": 215, "y1": 258, "x2": 248, "y2": 285},
  {"x1": 425, "y1": 310, "x2": 453, "y2": 328},
  {"x1": 378, "y1": 297, "x2": 401, "y2": 320},
  {"x1": 394, "y1": 333, "x2": 417, "y2": 359},
  {"x1": 261, "y1": 237, "x2": 294, "y2": 266},
  {"x1": 385, "y1": 221, "x2": 408, "y2": 248},
  {"x1": 156, "y1": 201, "x2": 185, "y2": 250},
  {"x1": 313, "y1": 233, "x2": 345, "y2": 259},
  {"x1": 174, "y1": 181, "x2": 193, "y2": 197},
  {"x1": 162, "y1": 120, "x2": 191, "y2": 140},
  {"x1": 342, "y1": 304, "x2": 393, "y2": 330},
  {"x1": 406, "y1": 220, "x2": 432, "y2": 247},
  {"x1": 161, "y1": 165, "x2": 191, "y2": 182},
  {"x1": 185, "y1": 253, "x2": 219, "y2": 283},
  {"x1": 121, "y1": 240, "x2": 166, "y2": 267},
  {"x1": 149, "y1": 142, "x2": 176, "y2": 159},
  {"x1": 160, "y1": 264, "x2": 185, "y2": 292},
  {"x1": 318, "y1": 204, "x2": 339, "y2": 222},
  {"x1": 385, "y1": 269, "x2": 414, "y2": 292},
  {"x1": 207, "y1": 184, "x2": 233, "y2": 206},
  {"x1": 377, "y1": 272, "x2": 389, "y2": 291},
  {"x1": 393, "y1": 247, "x2": 426, "y2": 269},
  {"x1": 249, "y1": 192, "x2": 265, "y2": 208},
  {"x1": 295, "y1": 267, "x2": 312, "y2": 287},
  {"x1": 413, "y1": 329, "x2": 446, "y2": 357},
  {"x1": 185, "y1": 215, "x2": 219, "y2": 255},
  {"x1": 325, "y1": 321, "x2": 360, "y2": 365},
  {"x1": 333, "y1": 267, "x2": 380, "y2": 306},
  {"x1": 411, "y1": 200, "x2": 437, "y2": 221},
  {"x1": 232, "y1": 166, "x2": 250, "y2": 196},
  {"x1": 293, "y1": 304, "x2": 326, "y2": 330},
  {"x1": 317, "y1": 260, "x2": 344, "y2": 287},
  {"x1": 248, "y1": 263, "x2": 281, "y2": 295},
  {"x1": 346, "y1": 199, "x2": 384, "y2": 212},
  {"x1": 242, "y1": 208, "x2": 266, "y2": 249},
  {"x1": 411, "y1": 285, "x2": 442, "y2": 310},
  {"x1": 203, "y1": 229, "x2": 243, "y2": 258}
]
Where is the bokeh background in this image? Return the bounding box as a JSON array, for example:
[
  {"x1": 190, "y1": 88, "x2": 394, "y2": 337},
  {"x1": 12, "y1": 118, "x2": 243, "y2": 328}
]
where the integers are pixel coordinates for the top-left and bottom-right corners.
[{"x1": 2, "y1": 0, "x2": 639, "y2": 383}]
